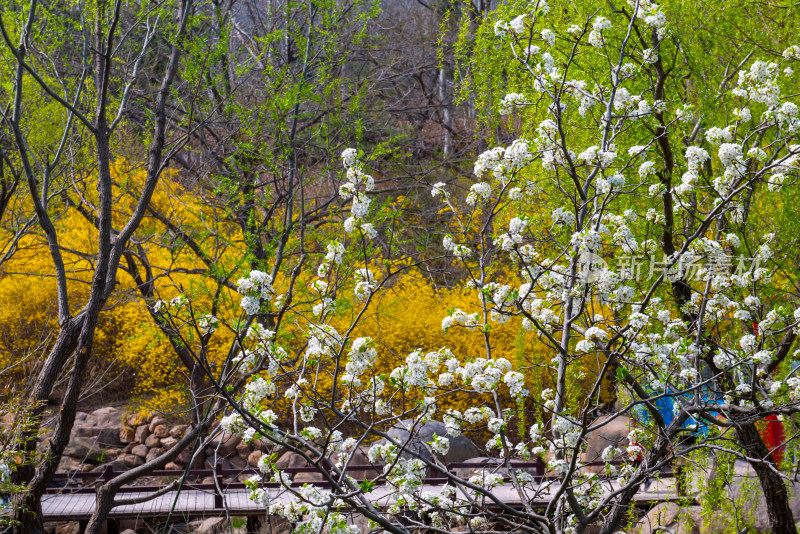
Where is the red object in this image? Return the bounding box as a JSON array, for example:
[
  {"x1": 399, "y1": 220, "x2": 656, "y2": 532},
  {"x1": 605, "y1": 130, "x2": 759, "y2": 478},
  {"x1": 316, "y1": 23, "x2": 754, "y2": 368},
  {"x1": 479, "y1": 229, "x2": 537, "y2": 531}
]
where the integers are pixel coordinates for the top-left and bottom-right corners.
[
  {"x1": 760, "y1": 414, "x2": 786, "y2": 465},
  {"x1": 759, "y1": 361, "x2": 785, "y2": 465}
]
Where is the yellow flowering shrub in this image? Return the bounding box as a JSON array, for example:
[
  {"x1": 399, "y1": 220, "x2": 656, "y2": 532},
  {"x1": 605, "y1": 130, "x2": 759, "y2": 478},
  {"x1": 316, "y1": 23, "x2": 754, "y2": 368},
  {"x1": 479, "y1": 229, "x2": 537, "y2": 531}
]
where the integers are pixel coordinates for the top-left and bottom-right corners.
[
  {"x1": 328, "y1": 270, "x2": 608, "y2": 422},
  {"x1": 0, "y1": 161, "x2": 243, "y2": 412},
  {"x1": 1, "y1": 160, "x2": 612, "y2": 420}
]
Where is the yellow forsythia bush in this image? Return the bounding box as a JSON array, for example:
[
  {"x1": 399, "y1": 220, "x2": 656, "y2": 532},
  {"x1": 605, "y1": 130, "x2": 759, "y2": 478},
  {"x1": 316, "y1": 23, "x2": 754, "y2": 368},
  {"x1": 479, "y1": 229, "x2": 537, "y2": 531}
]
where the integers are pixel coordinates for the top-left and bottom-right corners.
[
  {"x1": 238, "y1": 268, "x2": 614, "y2": 431},
  {"x1": 1, "y1": 160, "x2": 611, "y2": 419},
  {"x1": 0, "y1": 160, "x2": 241, "y2": 413},
  {"x1": 331, "y1": 271, "x2": 557, "y2": 422}
]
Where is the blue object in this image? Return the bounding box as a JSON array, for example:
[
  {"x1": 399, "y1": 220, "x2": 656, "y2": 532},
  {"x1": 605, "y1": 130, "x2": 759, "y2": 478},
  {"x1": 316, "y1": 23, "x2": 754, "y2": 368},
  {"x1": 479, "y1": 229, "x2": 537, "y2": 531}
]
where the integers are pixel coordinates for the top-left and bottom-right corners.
[{"x1": 633, "y1": 388, "x2": 723, "y2": 437}]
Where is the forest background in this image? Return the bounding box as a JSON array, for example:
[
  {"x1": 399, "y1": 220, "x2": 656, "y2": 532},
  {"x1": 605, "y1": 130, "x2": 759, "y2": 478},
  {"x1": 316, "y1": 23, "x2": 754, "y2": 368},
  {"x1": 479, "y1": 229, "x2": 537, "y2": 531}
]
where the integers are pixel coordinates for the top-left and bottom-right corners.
[{"x1": 3, "y1": 0, "x2": 797, "y2": 417}]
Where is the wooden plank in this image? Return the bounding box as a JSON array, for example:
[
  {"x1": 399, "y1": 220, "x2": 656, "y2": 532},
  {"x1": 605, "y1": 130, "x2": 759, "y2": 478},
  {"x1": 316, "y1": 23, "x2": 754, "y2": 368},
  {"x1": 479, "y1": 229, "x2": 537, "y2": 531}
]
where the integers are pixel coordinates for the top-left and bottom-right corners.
[
  {"x1": 52, "y1": 493, "x2": 71, "y2": 516},
  {"x1": 193, "y1": 489, "x2": 201, "y2": 512}
]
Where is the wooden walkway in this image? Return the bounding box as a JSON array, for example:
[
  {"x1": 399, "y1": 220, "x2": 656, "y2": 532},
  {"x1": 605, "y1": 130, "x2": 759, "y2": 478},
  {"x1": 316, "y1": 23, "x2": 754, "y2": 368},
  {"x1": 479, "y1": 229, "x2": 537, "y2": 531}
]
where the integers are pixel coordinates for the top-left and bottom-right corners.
[
  {"x1": 23, "y1": 461, "x2": 688, "y2": 523},
  {"x1": 42, "y1": 489, "x2": 261, "y2": 521},
  {"x1": 39, "y1": 480, "x2": 690, "y2": 522}
]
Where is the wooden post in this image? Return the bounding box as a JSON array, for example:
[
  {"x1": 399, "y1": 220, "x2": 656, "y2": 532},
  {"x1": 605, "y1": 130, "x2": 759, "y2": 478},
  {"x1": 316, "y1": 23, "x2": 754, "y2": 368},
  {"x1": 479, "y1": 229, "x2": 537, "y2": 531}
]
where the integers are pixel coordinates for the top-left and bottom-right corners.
[
  {"x1": 99, "y1": 464, "x2": 114, "y2": 484},
  {"x1": 246, "y1": 515, "x2": 261, "y2": 533},
  {"x1": 427, "y1": 456, "x2": 436, "y2": 481},
  {"x1": 214, "y1": 462, "x2": 224, "y2": 509},
  {"x1": 535, "y1": 456, "x2": 545, "y2": 482}
]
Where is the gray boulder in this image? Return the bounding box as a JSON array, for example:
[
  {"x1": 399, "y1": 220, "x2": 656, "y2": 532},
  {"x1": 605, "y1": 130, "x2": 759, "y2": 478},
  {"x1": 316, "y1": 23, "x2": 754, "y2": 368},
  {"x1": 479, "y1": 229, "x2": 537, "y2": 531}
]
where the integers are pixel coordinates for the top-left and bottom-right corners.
[
  {"x1": 74, "y1": 412, "x2": 90, "y2": 424},
  {"x1": 57, "y1": 455, "x2": 83, "y2": 473},
  {"x1": 123, "y1": 454, "x2": 144, "y2": 468},
  {"x1": 583, "y1": 414, "x2": 630, "y2": 465},
  {"x1": 208, "y1": 432, "x2": 241, "y2": 457},
  {"x1": 130, "y1": 444, "x2": 148, "y2": 459},
  {"x1": 63, "y1": 436, "x2": 106, "y2": 463},
  {"x1": 109, "y1": 457, "x2": 129, "y2": 471},
  {"x1": 90, "y1": 407, "x2": 124, "y2": 429},
  {"x1": 387, "y1": 419, "x2": 480, "y2": 464},
  {"x1": 274, "y1": 451, "x2": 323, "y2": 482},
  {"x1": 134, "y1": 425, "x2": 150, "y2": 443},
  {"x1": 148, "y1": 415, "x2": 168, "y2": 432},
  {"x1": 69, "y1": 407, "x2": 123, "y2": 447}
]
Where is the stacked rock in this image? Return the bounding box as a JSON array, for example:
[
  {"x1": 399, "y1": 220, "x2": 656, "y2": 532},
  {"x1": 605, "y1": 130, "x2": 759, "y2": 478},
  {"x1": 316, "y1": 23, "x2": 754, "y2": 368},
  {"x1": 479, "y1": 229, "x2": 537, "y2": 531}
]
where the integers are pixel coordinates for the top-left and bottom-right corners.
[{"x1": 51, "y1": 408, "x2": 272, "y2": 475}]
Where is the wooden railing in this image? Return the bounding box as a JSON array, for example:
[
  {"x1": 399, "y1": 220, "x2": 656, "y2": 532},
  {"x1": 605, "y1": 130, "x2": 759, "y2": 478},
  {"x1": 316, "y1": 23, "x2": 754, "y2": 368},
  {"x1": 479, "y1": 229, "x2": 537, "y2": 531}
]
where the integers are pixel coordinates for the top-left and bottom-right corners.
[
  {"x1": 47, "y1": 459, "x2": 550, "y2": 496},
  {"x1": 48, "y1": 457, "x2": 678, "y2": 500}
]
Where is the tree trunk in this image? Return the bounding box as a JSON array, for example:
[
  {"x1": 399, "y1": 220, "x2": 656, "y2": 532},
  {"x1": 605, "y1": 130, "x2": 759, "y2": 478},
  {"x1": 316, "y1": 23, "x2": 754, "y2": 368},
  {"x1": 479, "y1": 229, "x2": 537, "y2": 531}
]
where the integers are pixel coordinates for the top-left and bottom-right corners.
[
  {"x1": 438, "y1": 65, "x2": 451, "y2": 159},
  {"x1": 736, "y1": 421, "x2": 797, "y2": 534},
  {"x1": 12, "y1": 492, "x2": 45, "y2": 534}
]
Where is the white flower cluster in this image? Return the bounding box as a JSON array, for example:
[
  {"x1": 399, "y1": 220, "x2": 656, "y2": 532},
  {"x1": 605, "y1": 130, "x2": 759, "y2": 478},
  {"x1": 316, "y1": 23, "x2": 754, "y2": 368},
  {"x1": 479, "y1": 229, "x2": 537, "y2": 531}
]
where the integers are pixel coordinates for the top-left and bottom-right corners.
[
  {"x1": 456, "y1": 357, "x2": 514, "y2": 394},
  {"x1": 269, "y1": 487, "x2": 359, "y2": 534},
  {"x1": 509, "y1": 15, "x2": 527, "y2": 36},
  {"x1": 733, "y1": 61, "x2": 781, "y2": 107},
  {"x1": 578, "y1": 145, "x2": 617, "y2": 169},
  {"x1": 588, "y1": 16, "x2": 610, "y2": 48},
  {"x1": 503, "y1": 371, "x2": 529, "y2": 398},
  {"x1": 499, "y1": 92, "x2": 529, "y2": 115},
  {"x1": 442, "y1": 234, "x2": 472, "y2": 259},
  {"x1": 467, "y1": 182, "x2": 492, "y2": 205},
  {"x1": 317, "y1": 241, "x2": 345, "y2": 279},
  {"x1": 431, "y1": 181, "x2": 447, "y2": 197},
  {"x1": 473, "y1": 139, "x2": 533, "y2": 183},
  {"x1": 771, "y1": 102, "x2": 800, "y2": 134},
  {"x1": 353, "y1": 268, "x2": 376, "y2": 301},
  {"x1": 676, "y1": 146, "x2": 710, "y2": 193},
  {"x1": 630, "y1": 0, "x2": 669, "y2": 38},
  {"x1": 234, "y1": 323, "x2": 282, "y2": 374},
  {"x1": 339, "y1": 149, "x2": 377, "y2": 239},
  {"x1": 306, "y1": 323, "x2": 343, "y2": 360},
  {"x1": 468, "y1": 471, "x2": 504, "y2": 491},
  {"x1": 441, "y1": 308, "x2": 481, "y2": 330},
  {"x1": 152, "y1": 294, "x2": 189, "y2": 314},
  {"x1": 390, "y1": 348, "x2": 451, "y2": 392},
  {"x1": 498, "y1": 217, "x2": 529, "y2": 251},
  {"x1": 242, "y1": 377, "x2": 277, "y2": 410},
  {"x1": 197, "y1": 314, "x2": 219, "y2": 335},
  {"x1": 715, "y1": 142, "x2": 746, "y2": 195},
  {"x1": 428, "y1": 434, "x2": 450, "y2": 456},
  {"x1": 551, "y1": 206, "x2": 575, "y2": 226},
  {"x1": 237, "y1": 270, "x2": 275, "y2": 316},
  {"x1": 341, "y1": 337, "x2": 377, "y2": 387},
  {"x1": 220, "y1": 412, "x2": 246, "y2": 434},
  {"x1": 386, "y1": 458, "x2": 427, "y2": 495}
]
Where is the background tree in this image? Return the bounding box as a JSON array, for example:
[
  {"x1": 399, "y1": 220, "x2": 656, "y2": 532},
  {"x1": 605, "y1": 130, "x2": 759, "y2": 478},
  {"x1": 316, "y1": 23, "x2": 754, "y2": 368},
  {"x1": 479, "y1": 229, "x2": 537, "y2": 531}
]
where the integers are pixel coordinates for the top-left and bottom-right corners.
[{"x1": 0, "y1": 0, "x2": 194, "y2": 530}]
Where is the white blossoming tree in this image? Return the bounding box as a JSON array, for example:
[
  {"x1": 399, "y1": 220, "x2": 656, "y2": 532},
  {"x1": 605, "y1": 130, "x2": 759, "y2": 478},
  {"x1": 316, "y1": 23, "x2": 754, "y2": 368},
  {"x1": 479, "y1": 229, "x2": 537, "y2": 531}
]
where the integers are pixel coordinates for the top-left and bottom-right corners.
[{"x1": 149, "y1": 1, "x2": 800, "y2": 533}]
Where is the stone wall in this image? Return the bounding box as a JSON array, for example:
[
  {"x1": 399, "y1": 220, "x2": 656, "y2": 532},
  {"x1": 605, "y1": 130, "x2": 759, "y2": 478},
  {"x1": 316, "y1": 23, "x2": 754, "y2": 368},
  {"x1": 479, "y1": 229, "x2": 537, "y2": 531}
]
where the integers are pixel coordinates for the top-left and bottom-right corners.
[{"x1": 47, "y1": 408, "x2": 270, "y2": 476}]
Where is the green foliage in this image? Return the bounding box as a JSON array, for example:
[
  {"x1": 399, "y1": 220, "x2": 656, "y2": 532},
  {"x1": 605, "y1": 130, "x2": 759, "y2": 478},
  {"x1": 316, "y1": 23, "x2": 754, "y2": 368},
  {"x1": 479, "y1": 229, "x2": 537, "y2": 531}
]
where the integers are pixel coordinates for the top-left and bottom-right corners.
[
  {"x1": 451, "y1": 0, "x2": 800, "y2": 146},
  {"x1": 693, "y1": 446, "x2": 760, "y2": 532}
]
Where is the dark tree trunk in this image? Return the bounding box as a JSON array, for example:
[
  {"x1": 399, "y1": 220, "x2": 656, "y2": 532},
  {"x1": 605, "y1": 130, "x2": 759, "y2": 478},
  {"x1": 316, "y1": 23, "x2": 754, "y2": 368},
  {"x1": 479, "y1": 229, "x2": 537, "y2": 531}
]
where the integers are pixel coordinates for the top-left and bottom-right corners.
[
  {"x1": 736, "y1": 421, "x2": 797, "y2": 534},
  {"x1": 12, "y1": 493, "x2": 45, "y2": 534}
]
